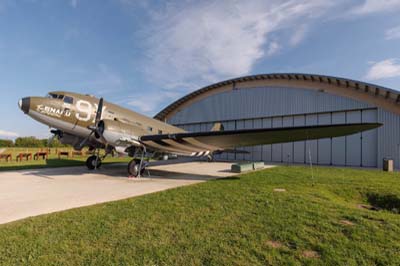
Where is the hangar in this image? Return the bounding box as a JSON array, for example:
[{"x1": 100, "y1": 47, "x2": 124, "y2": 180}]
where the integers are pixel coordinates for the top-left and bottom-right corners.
[{"x1": 155, "y1": 73, "x2": 400, "y2": 169}]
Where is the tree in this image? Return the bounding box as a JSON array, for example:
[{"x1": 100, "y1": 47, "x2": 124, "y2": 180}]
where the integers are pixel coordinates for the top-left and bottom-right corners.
[
  {"x1": 14, "y1": 137, "x2": 43, "y2": 147},
  {"x1": 40, "y1": 138, "x2": 67, "y2": 148},
  {"x1": 0, "y1": 139, "x2": 14, "y2": 147},
  {"x1": 12, "y1": 136, "x2": 70, "y2": 148}
]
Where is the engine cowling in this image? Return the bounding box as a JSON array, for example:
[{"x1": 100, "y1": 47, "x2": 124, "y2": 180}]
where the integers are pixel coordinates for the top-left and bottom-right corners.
[{"x1": 97, "y1": 119, "x2": 144, "y2": 148}]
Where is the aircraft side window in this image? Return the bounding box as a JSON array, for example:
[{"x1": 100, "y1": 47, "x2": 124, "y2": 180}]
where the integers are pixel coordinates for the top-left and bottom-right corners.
[
  {"x1": 147, "y1": 126, "x2": 153, "y2": 132},
  {"x1": 158, "y1": 130, "x2": 162, "y2": 134},
  {"x1": 58, "y1": 95, "x2": 64, "y2": 99},
  {"x1": 47, "y1": 93, "x2": 59, "y2": 99},
  {"x1": 64, "y1": 96, "x2": 74, "y2": 104}
]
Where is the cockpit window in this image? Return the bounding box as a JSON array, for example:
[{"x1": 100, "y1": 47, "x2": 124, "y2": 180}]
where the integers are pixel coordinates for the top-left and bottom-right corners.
[
  {"x1": 64, "y1": 96, "x2": 74, "y2": 104},
  {"x1": 47, "y1": 93, "x2": 64, "y2": 100}
]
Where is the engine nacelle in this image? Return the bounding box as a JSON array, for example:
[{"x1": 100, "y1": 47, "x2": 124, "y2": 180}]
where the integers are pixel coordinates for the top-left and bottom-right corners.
[
  {"x1": 58, "y1": 132, "x2": 84, "y2": 149},
  {"x1": 98, "y1": 119, "x2": 143, "y2": 148}
]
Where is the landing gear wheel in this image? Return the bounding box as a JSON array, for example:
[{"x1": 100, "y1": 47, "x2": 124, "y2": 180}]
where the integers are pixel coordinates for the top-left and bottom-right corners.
[
  {"x1": 86, "y1": 155, "x2": 102, "y2": 170},
  {"x1": 128, "y1": 159, "x2": 145, "y2": 177}
]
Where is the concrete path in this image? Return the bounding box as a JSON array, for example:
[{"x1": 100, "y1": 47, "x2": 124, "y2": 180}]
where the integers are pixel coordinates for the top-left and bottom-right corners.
[{"x1": 0, "y1": 161, "x2": 235, "y2": 225}]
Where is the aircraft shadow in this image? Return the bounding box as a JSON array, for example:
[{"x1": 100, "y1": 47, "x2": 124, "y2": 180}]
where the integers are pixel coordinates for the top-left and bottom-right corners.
[{"x1": 19, "y1": 158, "x2": 232, "y2": 181}]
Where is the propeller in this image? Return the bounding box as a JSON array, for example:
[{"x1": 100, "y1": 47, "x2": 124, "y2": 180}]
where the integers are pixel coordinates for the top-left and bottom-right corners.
[{"x1": 78, "y1": 98, "x2": 104, "y2": 149}]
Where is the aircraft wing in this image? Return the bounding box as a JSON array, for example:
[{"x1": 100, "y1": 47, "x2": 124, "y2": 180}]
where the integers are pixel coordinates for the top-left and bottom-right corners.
[{"x1": 139, "y1": 123, "x2": 381, "y2": 155}]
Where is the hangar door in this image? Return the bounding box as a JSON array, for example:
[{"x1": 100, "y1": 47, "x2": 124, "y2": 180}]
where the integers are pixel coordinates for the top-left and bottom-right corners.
[
  {"x1": 180, "y1": 108, "x2": 378, "y2": 168},
  {"x1": 238, "y1": 108, "x2": 378, "y2": 167}
]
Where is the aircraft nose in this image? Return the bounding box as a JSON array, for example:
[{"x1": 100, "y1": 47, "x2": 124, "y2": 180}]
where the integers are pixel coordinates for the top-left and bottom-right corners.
[{"x1": 19, "y1": 97, "x2": 30, "y2": 114}]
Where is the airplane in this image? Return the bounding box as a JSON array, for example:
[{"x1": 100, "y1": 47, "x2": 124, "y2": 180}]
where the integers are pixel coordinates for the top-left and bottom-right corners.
[{"x1": 18, "y1": 91, "x2": 381, "y2": 176}]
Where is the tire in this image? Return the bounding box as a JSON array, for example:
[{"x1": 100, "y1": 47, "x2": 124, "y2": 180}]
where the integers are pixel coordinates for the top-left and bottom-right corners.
[
  {"x1": 128, "y1": 159, "x2": 139, "y2": 177},
  {"x1": 128, "y1": 159, "x2": 145, "y2": 177},
  {"x1": 86, "y1": 155, "x2": 101, "y2": 170}
]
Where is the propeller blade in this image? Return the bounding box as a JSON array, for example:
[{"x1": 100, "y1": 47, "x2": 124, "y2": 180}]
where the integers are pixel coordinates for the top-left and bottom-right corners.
[
  {"x1": 79, "y1": 97, "x2": 105, "y2": 149},
  {"x1": 95, "y1": 98, "x2": 103, "y2": 125},
  {"x1": 47, "y1": 134, "x2": 55, "y2": 146},
  {"x1": 79, "y1": 130, "x2": 94, "y2": 149}
]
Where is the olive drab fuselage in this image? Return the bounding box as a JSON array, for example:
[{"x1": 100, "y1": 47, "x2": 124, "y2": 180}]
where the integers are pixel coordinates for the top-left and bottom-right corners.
[{"x1": 22, "y1": 91, "x2": 185, "y2": 142}]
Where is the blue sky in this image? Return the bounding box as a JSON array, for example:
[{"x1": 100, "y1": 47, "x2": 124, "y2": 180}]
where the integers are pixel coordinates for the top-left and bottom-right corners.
[{"x1": 1, "y1": 0, "x2": 400, "y2": 138}]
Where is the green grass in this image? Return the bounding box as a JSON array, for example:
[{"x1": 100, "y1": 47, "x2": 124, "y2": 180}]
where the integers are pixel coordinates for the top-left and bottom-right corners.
[
  {"x1": 1, "y1": 166, "x2": 400, "y2": 265},
  {"x1": 0, "y1": 147, "x2": 131, "y2": 171}
]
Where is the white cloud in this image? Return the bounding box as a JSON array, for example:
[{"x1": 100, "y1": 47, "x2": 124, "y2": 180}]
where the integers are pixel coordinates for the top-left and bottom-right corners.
[
  {"x1": 290, "y1": 24, "x2": 308, "y2": 46},
  {"x1": 385, "y1": 25, "x2": 400, "y2": 40},
  {"x1": 266, "y1": 41, "x2": 280, "y2": 56},
  {"x1": 142, "y1": 0, "x2": 337, "y2": 90},
  {"x1": 364, "y1": 58, "x2": 400, "y2": 80},
  {"x1": 0, "y1": 129, "x2": 19, "y2": 138},
  {"x1": 351, "y1": 0, "x2": 400, "y2": 15},
  {"x1": 127, "y1": 90, "x2": 180, "y2": 115}
]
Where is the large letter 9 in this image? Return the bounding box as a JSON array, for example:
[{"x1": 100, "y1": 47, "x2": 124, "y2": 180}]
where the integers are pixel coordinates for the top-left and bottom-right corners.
[{"x1": 75, "y1": 100, "x2": 92, "y2": 122}]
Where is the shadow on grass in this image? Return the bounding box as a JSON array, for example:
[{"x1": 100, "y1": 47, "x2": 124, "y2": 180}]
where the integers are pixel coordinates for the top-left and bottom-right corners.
[{"x1": 367, "y1": 192, "x2": 400, "y2": 214}]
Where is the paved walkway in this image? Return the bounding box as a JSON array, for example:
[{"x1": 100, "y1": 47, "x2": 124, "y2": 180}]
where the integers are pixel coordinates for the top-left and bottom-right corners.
[{"x1": 0, "y1": 161, "x2": 236, "y2": 225}]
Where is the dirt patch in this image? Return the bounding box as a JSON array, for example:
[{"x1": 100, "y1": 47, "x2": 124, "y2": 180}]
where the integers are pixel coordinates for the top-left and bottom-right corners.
[
  {"x1": 302, "y1": 250, "x2": 320, "y2": 259},
  {"x1": 339, "y1": 219, "x2": 355, "y2": 226},
  {"x1": 266, "y1": 240, "x2": 283, "y2": 248},
  {"x1": 273, "y1": 188, "x2": 286, "y2": 192}
]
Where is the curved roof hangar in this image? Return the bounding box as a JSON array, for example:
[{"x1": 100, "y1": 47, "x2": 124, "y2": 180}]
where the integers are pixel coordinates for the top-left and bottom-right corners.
[{"x1": 155, "y1": 73, "x2": 400, "y2": 121}]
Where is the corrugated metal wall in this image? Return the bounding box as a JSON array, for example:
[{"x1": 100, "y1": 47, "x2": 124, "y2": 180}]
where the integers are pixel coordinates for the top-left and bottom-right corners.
[
  {"x1": 168, "y1": 86, "x2": 400, "y2": 168},
  {"x1": 169, "y1": 87, "x2": 372, "y2": 124}
]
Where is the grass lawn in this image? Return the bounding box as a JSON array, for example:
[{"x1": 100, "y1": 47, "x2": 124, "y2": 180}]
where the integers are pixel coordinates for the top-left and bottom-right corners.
[
  {"x1": 0, "y1": 147, "x2": 131, "y2": 171},
  {"x1": 0, "y1": 166, "x2": 400, "y2": 265}
]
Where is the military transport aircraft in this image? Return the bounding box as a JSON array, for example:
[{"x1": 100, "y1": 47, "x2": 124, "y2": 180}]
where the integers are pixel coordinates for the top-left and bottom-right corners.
[{"x1": 18, "y1": 91, "x2": 381, "y2": 176}]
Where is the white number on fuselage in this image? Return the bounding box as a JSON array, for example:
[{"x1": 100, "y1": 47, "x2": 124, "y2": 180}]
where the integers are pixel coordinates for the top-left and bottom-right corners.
[
  {"x1": 75, "y1": 100, "x2": 107, "y2": 122},
  {"x1": 75, "y1": 100, "x2": 92, "y2": 122},
  {"x1": 93, "y1": 103, "x2": 107, "y2": 123}
]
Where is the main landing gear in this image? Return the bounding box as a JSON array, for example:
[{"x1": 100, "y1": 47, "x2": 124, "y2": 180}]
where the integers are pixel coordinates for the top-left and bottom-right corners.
[
  {"x1": 127, "y1": 159, "x2": 148, "y2": 177},
  {"x1": 127, "y1": 145, "x2": 148, "y2": 177},
  {"x1": 86, "y1": 147, "x2": 111, "y2": 170},
  {"x1": 86, "y1": 155, "x2": 102, "y2": 170}
]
